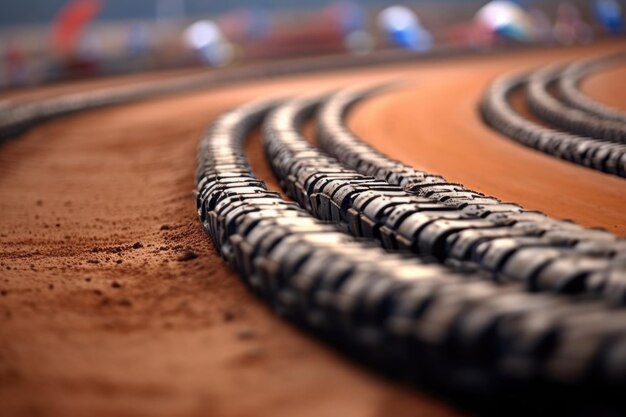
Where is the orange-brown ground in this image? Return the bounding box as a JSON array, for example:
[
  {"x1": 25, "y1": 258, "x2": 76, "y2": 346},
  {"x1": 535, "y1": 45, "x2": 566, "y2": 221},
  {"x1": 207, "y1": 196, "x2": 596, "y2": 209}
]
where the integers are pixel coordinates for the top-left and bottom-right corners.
[
  {"x1": 581, "y1": 60, "x2": 626, "y2": 112},
  {"x1": 351, "y1": 44, "x2": 626, "y2": 235},
  {"x1": 1, "y1": 42, "x2": 625, "y2": 417}
]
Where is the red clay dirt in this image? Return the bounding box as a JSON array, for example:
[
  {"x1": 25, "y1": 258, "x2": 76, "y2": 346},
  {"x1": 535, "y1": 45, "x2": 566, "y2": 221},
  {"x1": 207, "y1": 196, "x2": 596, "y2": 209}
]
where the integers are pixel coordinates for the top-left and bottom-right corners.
[
  {"x1": 351, "y1": 43, "x2": 626, "y2": 236},
  {"x1": 1, "y1": 42, "x2": 625, "y2": 417},
  {"x1": 581, "y1": 61, "x2": 626, "y2": 112}
]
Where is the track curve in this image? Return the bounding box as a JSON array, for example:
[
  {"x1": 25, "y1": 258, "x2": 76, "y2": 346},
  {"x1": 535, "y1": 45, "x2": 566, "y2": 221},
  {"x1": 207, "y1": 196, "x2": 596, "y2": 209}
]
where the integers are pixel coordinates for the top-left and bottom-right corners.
[
  {"x1": 0, "y1": 65, "x2": 469, "y2": 417},
  {"x1": 2, "y1": 41, "x2": 626, "y2": 417},
  {"x1": 527, "y1": 63, "x2": 626, "y2": 143},
  {"x1": 481, "y1": 72, "x2": 626, "y2": 178},
  {"x1": 317, "y1": 87, "x2": 624, "y2": 293},
  {"x1": 194, "y1": 92, "x2": 626, "y2": 413},
  {"x1": 560, "y1": 54, "x2": 626, "y2": 122},
  {"x1": 349, "y1": 52, "x2": 626, "y2": 236}
]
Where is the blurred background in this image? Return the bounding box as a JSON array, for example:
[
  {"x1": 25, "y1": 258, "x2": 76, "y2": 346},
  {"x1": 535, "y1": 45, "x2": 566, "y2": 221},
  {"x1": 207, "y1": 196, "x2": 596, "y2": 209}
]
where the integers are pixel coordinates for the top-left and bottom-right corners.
[{"x1": 0, "y1": 0, "x2": 624, "y2": 89}]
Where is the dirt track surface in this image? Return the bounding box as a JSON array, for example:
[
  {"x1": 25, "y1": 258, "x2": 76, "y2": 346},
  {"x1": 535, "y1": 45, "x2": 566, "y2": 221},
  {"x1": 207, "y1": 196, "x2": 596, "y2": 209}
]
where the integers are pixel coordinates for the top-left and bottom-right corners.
[
  {"x1": 582, "y1": 60, "x2": 626, "y2": 112},
  {"x1": 1, "y1": 42, "x2": 625, "y2": 417},
  {"x1": 0, "y1": 68, "x2": 206, "y2": 104},
  {"x1": 351, "y1": 44, "x2": 626, "y2": 235}
]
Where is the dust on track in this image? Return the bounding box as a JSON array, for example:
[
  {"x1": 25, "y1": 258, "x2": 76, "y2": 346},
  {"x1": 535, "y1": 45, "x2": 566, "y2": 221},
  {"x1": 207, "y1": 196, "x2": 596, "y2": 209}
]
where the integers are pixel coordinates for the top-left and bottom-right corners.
[
  {"x1": 0, "y1": 70, "x2": 461, "y2": 417},
  {"x1": 0, "y1": 42, "x2": 625, "y2": 417}
]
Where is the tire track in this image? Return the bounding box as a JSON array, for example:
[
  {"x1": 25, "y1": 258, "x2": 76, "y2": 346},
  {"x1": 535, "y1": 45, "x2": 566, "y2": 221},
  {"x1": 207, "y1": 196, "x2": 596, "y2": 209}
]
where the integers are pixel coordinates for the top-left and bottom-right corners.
[
  {"x1": 559, "y1": 54, "x2": 626, "y2": 124},
  {"x1": 197, "y1": 95, "x2": 626, "y2": 413},
  {"x1": 481, "y1": 55, "x2": 626, "y2": 177}
]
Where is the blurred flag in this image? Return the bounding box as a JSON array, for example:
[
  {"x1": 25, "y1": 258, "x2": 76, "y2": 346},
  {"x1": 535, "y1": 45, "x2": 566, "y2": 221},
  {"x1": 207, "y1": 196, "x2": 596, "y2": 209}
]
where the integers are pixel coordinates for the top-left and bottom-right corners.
[
  {"x1": 183, "y1": 20, "x2": 233, "y2": 67},
  {"x1": 52, "y1": 0, "x2": 102, "y2": 59},
  {"x1": 594, "y1": 0, "x2": 624, "y2": 34},
  {"x1": 378, "y1": 5, "x2": 433, "y2": 52},
  {"x1": 475, "y1": 1, "x2": 536, "y2": 43}
]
